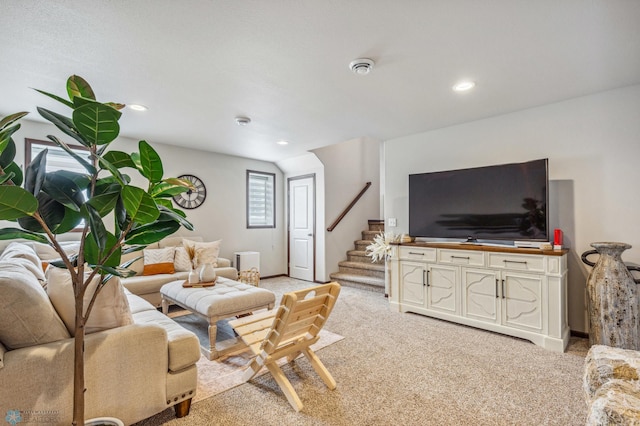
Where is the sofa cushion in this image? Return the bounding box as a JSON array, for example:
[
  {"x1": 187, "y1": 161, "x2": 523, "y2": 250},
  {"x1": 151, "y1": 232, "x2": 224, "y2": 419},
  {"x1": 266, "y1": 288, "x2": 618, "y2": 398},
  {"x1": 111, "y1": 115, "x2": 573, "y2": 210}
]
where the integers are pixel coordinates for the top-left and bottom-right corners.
[
  {"x1": 46, "y1": 267, "x2": 134, "y2": 335},
  {"x1": 133, "y1": 309, "x2": 201, "y2": 371},
  {"x1": 143, "y1": 247, "x2": 175, "y2": 275},
  {"x1": 183, "y1": 239, "x2": 221, "y2": 268},
  {"x1": 0, "y1": 261, "x2": 70, "y2": 349},
  {"x1": 120, "y1": 242, "x2": 160, "y2": 276},
  {"x1": 122, "y1": 271, "x2": 190, "y2": 296},
  {"x1": 159, "y1": 235, "x2": 203, "y2": 248},
  {"x1": 173, "y1": 247, "x2": 193, "y2": 272},
  {"x1": 30, "y1": 241, "x2": 80, "y2": 261},
  {"x1": 125, "y1": 291, "x2": 158, "y2": 315}
]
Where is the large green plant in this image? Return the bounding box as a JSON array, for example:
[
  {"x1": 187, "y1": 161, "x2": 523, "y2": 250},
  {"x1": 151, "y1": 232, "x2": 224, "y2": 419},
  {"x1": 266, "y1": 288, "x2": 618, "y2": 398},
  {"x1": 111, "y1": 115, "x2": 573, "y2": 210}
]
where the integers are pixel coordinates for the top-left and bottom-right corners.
[{"x1": 0, "y1": 75, "x2": 194, "y2": 424}]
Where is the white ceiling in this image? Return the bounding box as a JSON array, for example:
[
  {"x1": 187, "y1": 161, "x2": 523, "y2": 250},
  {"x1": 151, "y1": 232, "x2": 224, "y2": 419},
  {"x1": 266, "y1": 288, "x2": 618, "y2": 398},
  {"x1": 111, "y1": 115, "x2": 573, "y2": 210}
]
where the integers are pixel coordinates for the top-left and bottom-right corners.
[{"x1": 2, "y1": 1, "x2": 640, "y2": 162}]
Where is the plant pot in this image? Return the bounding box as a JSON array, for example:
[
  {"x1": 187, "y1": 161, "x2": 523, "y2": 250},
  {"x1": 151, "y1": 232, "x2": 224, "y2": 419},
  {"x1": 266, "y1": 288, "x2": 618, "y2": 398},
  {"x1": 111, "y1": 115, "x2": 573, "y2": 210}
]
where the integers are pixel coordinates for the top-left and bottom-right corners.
[{"x1": 85, "y1": 418, "x2": 124, "y2": 426}]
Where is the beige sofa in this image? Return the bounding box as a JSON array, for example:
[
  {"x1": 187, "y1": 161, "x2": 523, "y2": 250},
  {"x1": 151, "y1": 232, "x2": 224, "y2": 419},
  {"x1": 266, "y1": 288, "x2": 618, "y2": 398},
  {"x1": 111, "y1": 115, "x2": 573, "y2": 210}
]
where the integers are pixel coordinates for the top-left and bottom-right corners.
[
  {"x1": 121, "y1": 236, "x2": 239, "y2": 307},
  {"x1": 0, "y1": 242, "x2": 201, "y2": 425}
]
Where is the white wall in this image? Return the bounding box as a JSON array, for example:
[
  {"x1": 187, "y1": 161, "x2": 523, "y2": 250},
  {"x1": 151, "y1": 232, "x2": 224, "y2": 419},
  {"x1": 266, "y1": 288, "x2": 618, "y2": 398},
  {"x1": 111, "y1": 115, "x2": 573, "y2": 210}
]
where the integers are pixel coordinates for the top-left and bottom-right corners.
[
  {"x1": 313, "y1": 136, "x2": 381, "y2": 281},
  {"x1": 383, "y1": 84, "x2": 640, "y2": 333},
  {"x1": 3, "y1": 119, "x2": 286, "y2": 277},
  {"x1": 277, "y1": 153, "x2": 326, "y2": 282}
]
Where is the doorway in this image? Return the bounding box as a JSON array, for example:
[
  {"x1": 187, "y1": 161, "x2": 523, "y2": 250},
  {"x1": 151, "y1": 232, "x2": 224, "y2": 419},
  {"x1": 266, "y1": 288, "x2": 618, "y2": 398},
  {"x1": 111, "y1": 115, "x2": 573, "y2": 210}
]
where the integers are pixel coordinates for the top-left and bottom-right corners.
[{"x1": 288, "y1": 174, "x2": 315, "y2": 281}]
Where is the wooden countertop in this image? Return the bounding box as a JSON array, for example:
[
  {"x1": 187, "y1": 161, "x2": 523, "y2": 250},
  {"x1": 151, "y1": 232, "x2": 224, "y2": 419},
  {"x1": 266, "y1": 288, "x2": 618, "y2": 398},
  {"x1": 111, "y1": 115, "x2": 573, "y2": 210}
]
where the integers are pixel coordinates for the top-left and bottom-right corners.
[{"x1": 391, "y1": 241, "x2": 568, "y2": 256}]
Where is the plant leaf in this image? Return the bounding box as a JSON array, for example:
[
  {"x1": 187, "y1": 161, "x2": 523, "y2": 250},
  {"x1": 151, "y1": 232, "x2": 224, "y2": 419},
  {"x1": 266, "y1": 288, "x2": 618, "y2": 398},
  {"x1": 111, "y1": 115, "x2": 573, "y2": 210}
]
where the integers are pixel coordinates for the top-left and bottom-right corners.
[
  {"x1": 37, "y1": 107, "x2": 90, "y2": 147},
  {"x1": 0, "y1": 228, "x2": 48, "y2": 243},
  {"x1": 121, "y1": 185, "x2": 160, "y2": 225},
  {"x1": 103, "y1": 150, "x2": 135, "y2": 169},
  {"x1": 150, "y1": 180, "x2": 192, "y2": 198},
  {"x1": 122, "y1": 245, "x2": 145, "y2": 255},
  {"x1": 0, "y1": 123, "x2": 21, "y2": 149},
  {"x1": 0, "y1": 111, "x2": 29, "y2": 131},
  {"x1": 88, "y1": 190, "x2": 120, "y2": 217},
  {"x1": 138, "y1": 140, "x2": 163, "y2": 183},
  {"x1": 3, "y1": 162, "x2": 23, "y2": 186},
  {"x1": 67, "y1": 75, "x2": 95, "y2": 101},
  {"x1": 83, "y1": 203, "x2": 107, "y2": 252},
  {"x1": 97, "y1": 265, "x2": 137, "y2": 281},
  {"x1": 97, "y1": 155, "x2": 128, "y2": 186},
  {"x1": 125, "y1": 220, "x2": 181, "y2": 245},
  {"x1": 24, "y1": 148, "x2": 47, "y2": 195},
  {"x1": 84, "y1": 230, "x2": 121, "y2": 267},
  {"x1": 0, "y1": 186, "x2": 38, "y2": 220},
  {"x1": 0, "y1": 171, "x2": 15, "y2": 185},
  {"x1": 72, "y1": 101, "x2": 121, "y2": 145},
  {"x1": 157, "y1": 205, "x2": 194, "y2": 231},
  {"x1": 52, "y1": 207, "x2": 84, "y2": 234},
  {"x1": 42, "y1": 171, "x2": 86, "y2": 212},
  {"x1": 47, "y1": 135, "x2": 96, "y2": 174},
  {"x1": 0, "y1": 137, "x2": 16, "y2": 167},
  {"x1": 17, "y1": 192, "x2": 64, "y2": 232},
  {"x1": 33, "y1": 88, "x2": 74, "y2": 108}
]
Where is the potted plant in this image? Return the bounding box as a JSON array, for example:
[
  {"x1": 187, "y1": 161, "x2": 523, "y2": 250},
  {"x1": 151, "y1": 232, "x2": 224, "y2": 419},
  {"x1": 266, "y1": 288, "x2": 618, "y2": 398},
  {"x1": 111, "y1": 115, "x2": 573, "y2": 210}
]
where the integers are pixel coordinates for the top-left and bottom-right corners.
[{"x1": 0, "y1": 75, "x2": 194, "y2": 425}]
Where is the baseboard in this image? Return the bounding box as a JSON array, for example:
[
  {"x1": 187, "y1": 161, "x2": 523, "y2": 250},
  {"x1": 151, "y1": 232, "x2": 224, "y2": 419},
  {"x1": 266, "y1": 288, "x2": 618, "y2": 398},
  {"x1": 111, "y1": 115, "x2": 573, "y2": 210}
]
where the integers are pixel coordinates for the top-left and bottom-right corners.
[
  {"x1": 260, "y1": 273, "x2": 288, "y2": 280},
  {"x1": 570, "y1": 330, "x2": 589, "y2": 339}
]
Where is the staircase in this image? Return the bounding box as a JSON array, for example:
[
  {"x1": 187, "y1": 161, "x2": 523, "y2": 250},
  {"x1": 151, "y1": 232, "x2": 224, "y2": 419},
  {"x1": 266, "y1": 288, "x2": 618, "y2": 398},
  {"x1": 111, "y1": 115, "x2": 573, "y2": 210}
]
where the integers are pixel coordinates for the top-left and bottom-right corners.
[{"x1": 330, "y1": 220, "x2": 386, "y2": 294}]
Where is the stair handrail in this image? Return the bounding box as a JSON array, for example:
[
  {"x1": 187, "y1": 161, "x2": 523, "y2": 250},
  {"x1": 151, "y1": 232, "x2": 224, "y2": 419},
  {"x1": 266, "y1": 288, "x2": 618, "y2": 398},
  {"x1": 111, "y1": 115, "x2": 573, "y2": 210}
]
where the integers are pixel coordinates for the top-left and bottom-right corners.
[{"x1": 327, "y1": 181, "x2": 372, "y2": 232}]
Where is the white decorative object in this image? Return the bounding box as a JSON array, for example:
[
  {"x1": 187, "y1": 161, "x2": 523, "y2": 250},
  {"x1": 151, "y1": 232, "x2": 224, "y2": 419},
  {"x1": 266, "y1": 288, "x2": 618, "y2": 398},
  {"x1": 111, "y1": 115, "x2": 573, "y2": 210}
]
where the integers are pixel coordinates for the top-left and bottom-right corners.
[
  {"x1": 188, "y1": 268, "x2": 199, "y2": 284},
  {"x1": 365, "y1": 232, "x2": 397, "y2": 263},
  {"x1": 199, "y1": 262, "x2": 216, "y2": 283}
]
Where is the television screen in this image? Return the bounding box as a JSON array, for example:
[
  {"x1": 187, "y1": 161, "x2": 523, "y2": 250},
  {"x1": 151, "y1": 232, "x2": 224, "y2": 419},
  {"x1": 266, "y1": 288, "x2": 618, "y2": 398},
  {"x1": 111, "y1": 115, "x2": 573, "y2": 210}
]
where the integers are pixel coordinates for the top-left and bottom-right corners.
[{"x1": 409, "y1": 159, "x2": 548, "y2": 242}]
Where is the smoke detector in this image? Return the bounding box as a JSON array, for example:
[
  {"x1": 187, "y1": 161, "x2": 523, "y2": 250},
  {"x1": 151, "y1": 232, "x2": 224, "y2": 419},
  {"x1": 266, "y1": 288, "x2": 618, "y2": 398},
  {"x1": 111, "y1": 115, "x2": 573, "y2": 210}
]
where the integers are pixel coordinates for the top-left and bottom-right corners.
[
  {"x1": 235, "y1": 116, "x2": 251, "y2": 126},
  {"x1": 349, "y1": 58, "x2": 375, "y2": 75}
]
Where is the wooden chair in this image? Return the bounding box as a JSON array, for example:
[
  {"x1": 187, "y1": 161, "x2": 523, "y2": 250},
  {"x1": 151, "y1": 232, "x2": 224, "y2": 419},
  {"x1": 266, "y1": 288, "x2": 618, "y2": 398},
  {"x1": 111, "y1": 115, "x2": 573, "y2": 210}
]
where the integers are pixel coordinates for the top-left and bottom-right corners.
[{"x1": 228, "y1": 282, "x2": 341, "y2": 411}]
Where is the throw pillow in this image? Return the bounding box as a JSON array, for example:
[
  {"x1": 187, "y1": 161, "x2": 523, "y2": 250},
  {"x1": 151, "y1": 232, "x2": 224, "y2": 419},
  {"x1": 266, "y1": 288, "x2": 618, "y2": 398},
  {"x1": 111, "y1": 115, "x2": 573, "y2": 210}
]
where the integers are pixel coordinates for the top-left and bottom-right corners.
[
  {"x1": 183, "y1": 239, "x2": 221, "y2": 268},
  {"x1": 142, "y1": 247, "x2": 176, "y2": 275},
  {"x1": 173, "y1": 246, "x2": 193, "y2": 272},
  {"x1": 0, "y1": 242, "x2": 46, "y2": 282},
  {"x1": 0, "y1": 261, "x2": 70, "y2": 349},
  {"x1": 46, "y1": 267, "x2": 134, "y2": 336}
]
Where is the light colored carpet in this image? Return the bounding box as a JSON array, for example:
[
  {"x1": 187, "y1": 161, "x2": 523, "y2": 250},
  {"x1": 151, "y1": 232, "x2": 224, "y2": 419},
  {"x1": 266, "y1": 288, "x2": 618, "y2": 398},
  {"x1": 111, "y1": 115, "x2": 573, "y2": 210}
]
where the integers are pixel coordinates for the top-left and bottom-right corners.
[{"x1": 134, "y1": 277, "x2": 589, "y2": 426}]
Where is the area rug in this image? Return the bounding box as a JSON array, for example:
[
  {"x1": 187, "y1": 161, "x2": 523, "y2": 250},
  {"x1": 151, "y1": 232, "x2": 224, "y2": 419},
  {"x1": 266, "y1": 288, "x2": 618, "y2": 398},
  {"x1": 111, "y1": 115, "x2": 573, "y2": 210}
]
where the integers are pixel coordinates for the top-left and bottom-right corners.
[{"x1": 170, "y1": 312, "x2": 345, "y2": 403}]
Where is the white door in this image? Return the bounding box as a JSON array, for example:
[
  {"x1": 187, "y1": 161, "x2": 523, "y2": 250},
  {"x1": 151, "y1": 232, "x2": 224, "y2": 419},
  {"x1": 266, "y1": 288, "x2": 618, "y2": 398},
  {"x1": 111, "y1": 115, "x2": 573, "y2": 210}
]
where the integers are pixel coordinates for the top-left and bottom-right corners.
[{"x1": 288, "y1": 175, "x2": 315, "y2": 281}]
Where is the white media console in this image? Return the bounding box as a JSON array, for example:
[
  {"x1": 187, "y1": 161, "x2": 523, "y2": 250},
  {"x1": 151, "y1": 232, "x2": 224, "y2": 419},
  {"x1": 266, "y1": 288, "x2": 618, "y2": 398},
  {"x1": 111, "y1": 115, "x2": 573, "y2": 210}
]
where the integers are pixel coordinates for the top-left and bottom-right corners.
[{"x1": 388, "y1": 242, "x2": 569, "y2": 352}]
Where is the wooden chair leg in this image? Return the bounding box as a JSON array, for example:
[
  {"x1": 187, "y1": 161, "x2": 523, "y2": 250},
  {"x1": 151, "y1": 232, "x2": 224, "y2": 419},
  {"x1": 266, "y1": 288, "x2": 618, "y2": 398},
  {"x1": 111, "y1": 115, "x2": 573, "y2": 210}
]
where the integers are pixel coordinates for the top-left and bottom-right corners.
[
  {"x1": 174, "y1": 398, "x2": 192, "y2": 418},
  {"x1": 303, "y1": 347, "x2": 336, "y2": 390},
  {"x1": 266, "y1": 362, "x2": 303, "y2": 412}
]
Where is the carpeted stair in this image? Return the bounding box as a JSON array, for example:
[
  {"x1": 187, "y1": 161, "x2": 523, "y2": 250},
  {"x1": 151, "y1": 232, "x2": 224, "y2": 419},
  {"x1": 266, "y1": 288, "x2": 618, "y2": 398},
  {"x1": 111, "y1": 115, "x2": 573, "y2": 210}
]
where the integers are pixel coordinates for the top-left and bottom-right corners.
[{"x1": 329, "y1": 220, "x2": 386, "y2": 293}]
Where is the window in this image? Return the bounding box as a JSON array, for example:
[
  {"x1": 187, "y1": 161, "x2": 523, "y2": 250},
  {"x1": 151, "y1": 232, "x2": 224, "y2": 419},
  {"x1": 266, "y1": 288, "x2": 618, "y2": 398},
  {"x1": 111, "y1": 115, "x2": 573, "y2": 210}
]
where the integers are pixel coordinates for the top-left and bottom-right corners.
[{"x1": 246, "y1": 170, "x2": 275, "y2": 228}]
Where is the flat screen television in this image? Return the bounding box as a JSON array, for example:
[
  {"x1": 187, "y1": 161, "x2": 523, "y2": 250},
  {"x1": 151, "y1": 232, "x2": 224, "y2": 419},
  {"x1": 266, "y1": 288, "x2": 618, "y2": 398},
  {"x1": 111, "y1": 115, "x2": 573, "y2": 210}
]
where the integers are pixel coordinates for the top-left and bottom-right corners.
[{"x1": 409, "y1": 158, "x2": 549, "y2": 242}]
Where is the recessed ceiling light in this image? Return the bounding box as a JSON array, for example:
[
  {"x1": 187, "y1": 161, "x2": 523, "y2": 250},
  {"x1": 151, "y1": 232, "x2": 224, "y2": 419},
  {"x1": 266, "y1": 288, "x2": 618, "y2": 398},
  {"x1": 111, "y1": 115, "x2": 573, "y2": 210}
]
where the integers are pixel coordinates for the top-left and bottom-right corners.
[
  {"x1": 276, "y1": 140, "x2": 288, "y2": 145},
  {"x1": 235, "y1": 116, "x2": 251, "y2": 126},
  {"x1": 452, "y1": 81, "x2": 476, "y2": 92},
  {"x1": 349, "y1": 58, "x2": 375, "y2": 75},
  {"x1": 128, "y1": 104, "x2": 148, "y2": 111}
]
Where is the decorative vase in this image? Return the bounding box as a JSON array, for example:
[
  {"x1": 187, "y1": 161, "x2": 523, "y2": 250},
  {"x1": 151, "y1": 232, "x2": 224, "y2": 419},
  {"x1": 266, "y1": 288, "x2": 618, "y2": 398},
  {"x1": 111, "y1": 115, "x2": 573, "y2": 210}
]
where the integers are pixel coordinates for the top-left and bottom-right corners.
[
  {"x1": 199, "y1": 262, "x2": 216, "y2": 283},
  {"x1": 85, "y1": 418, "x2": 124, "y2": 426},
  {"x1": 582, "y1": 242, "x2": 640, "y2": 350},
  {"x1": 188, "y1": 268, "x2": 199, "y2": 284}
]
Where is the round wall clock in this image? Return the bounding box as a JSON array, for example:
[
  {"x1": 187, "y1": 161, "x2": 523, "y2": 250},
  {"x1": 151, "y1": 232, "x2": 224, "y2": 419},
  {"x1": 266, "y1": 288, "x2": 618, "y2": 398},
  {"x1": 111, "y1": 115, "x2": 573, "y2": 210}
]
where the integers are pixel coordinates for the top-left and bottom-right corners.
[{"x1": 173, "y1": 174, "x2": 207, "y2": 209}]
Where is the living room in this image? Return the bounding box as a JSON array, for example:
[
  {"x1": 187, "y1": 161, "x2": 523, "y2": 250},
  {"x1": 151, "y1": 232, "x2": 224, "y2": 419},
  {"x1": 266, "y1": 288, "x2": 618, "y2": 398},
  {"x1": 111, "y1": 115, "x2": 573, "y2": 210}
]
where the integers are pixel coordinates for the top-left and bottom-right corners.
[{"x1": 1, "y1": 1, "x2": 640, "y2": 425}]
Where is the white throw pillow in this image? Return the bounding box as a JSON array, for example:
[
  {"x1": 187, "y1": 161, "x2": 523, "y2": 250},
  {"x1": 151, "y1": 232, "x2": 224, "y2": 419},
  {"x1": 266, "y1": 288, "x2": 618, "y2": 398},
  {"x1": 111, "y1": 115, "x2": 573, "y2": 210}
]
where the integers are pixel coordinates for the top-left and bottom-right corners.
[
  {"x1": 46, "y1": 267, "x2": 134, "y2": 336},
  {"x1": 173, "y1": 246, "x2": 193, "y2": 272},
  {"x1": 183, "y1": 239, "x2": 221, "y2": 268},
  {"x1": 142, "y1": 247, "x2": 175, "y2": 275},
  {"x1": 0, "y1": 261, "x2": 70, "y2": 349}
]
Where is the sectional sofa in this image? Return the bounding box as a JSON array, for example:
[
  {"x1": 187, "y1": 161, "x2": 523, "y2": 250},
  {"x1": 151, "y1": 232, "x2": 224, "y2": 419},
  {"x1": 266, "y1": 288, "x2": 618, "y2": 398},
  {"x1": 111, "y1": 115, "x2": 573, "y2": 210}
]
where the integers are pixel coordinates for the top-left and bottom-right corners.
[{"x1": 0, "y1": 241, "x2": 202, "y2": 424}]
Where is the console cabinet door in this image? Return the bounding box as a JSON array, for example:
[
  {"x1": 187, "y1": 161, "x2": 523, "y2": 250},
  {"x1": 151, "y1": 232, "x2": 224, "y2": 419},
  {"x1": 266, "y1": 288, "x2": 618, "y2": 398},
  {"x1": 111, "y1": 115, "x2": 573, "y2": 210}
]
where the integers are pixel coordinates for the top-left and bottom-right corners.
[
  {"x1": 463, "y1": 268, "x2": 500, "y2": 324},
  {"x1": 400, "y1": 261, "x2": 426, "y2": 307},
  {"x1": 427, "y1": 265, "x2": 458, "y2": 314},
  {"x1": 501, "y1": 272, "x2": 543, "y2": 332}
]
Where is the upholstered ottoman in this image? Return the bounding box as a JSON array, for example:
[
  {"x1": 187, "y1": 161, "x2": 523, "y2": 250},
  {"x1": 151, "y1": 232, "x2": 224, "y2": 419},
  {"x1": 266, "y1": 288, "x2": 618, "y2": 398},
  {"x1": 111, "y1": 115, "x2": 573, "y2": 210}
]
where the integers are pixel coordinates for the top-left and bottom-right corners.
[{"x1": 160, "y1": 277, "x2": 276, "y2": 360}]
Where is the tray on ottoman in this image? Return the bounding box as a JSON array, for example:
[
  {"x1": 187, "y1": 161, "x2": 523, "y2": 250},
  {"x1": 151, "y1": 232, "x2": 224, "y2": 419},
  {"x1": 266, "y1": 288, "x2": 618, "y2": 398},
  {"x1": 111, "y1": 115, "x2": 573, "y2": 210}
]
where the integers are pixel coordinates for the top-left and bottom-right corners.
[{"x1": 160, "y1": 277, "x2": 276, "y2": 360}]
